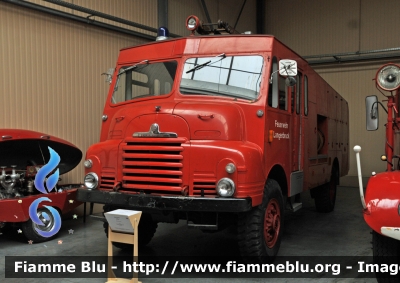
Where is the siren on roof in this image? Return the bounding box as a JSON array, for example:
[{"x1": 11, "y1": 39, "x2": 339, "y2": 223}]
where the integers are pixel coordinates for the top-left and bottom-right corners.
[{"x1": 156, "y1": 27, "x2": 169, "y2": 41}]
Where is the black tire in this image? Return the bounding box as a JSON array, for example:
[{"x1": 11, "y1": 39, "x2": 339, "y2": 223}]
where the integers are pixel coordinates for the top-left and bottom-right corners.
[
  {"x1": 103, "y1": 212, "x2": 158, "y2": 249},
  {"x1": 373, "y1": 231, "x2": 400, "y2": 283},
  {"x1": 238, "y1": 179, "x2": 284, "y2": 263},
  {"x1": 0, "y1": 223, "x2": 12, "y2": 234},
  {"x1": 21, "y1": 207, "x2": 60, "y2": 243},
  {"x1": 313, "y1": 166, "x2": 338, "y2": 213}
]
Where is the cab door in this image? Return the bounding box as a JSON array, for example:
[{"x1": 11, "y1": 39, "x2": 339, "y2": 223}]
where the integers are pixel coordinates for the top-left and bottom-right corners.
[
  {"x1": 290, "y1": 72, "x2": 303, "y2": 172},
  {"x1": 266, "y1": 57, "x2": 291, "y2": 184}
]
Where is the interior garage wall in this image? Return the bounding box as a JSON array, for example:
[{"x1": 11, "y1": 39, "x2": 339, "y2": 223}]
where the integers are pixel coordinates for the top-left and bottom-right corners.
[
  {"x1": 0, "y1": 1, "x2": 152, "y2": 185},
  {"x1": 34, "y1": 0, "x2": 158, "y2": 37},
  {"x1": 265, "y1": 0, "x2": 400, "y2": 186}
]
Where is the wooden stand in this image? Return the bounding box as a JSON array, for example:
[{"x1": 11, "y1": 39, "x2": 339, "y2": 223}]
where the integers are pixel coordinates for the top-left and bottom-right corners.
[{"x1": 106, "y1": 211, "x2": 142, "y2": 283}]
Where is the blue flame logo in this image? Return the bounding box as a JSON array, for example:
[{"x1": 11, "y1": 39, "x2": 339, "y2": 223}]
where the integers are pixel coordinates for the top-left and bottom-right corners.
[
  {"x1": 29, "y1": 146, "x2": 62, "y2": 238},
  {"x1": 29, "y1": 197, "x2": 61, "y2": 237},
  {"x1": 34, "y1": 147, "x2": 60, "y2": 194}
]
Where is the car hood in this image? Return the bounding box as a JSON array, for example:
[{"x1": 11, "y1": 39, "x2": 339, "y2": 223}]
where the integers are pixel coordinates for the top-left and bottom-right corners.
[{"x1": 0, "y1": 129, "x2": 82, "y2": 175}]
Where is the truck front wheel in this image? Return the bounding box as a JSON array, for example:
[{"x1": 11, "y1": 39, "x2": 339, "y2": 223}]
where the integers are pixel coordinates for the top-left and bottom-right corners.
[{"x1": 238, "y1": 179, "x2": 284, "y2": 263}]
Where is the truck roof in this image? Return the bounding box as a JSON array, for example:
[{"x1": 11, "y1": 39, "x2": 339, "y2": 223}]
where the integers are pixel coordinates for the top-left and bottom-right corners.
[{"x1": 117, "y1": 35, "x2": 305, "y2": 64}]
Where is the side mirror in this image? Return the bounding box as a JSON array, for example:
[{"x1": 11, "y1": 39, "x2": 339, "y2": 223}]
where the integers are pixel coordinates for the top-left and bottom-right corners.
[
  {"x1": 366, "y1": 95, "x2": 379, "y2": 131},
  {"x1": 270, "y1": 59, "x2": 298, "y2": 84},
  {"x1": 285, "y1": 76, "x2": 297, "y2": 87},
  {"x1": 279, "y1": 60, "x2": 297, "y2": 76},
  {"x1": 102, "y1": 68, "x2": 115, "y2": 84}
]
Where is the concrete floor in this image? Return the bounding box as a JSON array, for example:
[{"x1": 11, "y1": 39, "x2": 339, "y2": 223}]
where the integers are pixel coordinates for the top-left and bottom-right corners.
[{"x1": 0, "y1": 186, "x2": 377, "y2": 283}]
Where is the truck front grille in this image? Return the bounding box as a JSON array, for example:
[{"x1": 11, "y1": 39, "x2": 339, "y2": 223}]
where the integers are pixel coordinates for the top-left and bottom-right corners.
[
  {"x1": 193, "y1": 180, "x2": 217, "y2": 196},
  {"x1": 121, "y1": 137, "x2": 186, "y2": 194},
  {"x1": 100, "y1": 168, "x2": 116, "y2": 190}
]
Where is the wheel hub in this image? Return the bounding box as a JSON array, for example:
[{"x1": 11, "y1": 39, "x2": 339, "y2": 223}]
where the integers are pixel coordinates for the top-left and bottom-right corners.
[
  {"x1": 34, "y1": 210, "x2": 55, "y2": 232},
  {"x1": 264, "y1": 199, "x2": 281, "y2": 248}
]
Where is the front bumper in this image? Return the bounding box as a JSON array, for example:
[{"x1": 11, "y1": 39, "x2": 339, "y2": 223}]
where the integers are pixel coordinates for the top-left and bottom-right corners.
[
  {"x1": 381, "y1": 227, "x2": 400, "y2": 240},
  {"x1": 77, "y1": 189, "x2": 252, "y2": 213}
]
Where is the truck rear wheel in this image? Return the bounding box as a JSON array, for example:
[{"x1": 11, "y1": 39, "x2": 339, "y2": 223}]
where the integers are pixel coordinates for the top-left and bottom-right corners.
[
  {"x1": 238, "y1": 179, "x2": 284, "y2": 263},
  {"x1": 373, "y1": 231, "x2": 400, "y2": 283},
  {"x1": 313, "y1": 166, "x2": 338, "y2": 213},
  {"x1": 103, "y1": 212, "x2": 158, "y2": 249}
]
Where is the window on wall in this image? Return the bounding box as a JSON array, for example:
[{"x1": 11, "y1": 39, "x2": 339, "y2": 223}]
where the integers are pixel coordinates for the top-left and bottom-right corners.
[
  {"x1": 268, "y1": 56, "x2": 288, "y2": 111},
  {"x1": 304, "y1": 75, "x2": 308, "y2": 116}
]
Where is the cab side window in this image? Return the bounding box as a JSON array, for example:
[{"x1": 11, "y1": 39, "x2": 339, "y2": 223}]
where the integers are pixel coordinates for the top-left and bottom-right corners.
[
  {"x1": 296, "y1": 72, "x2": 302, "y2": 114},
  {"x1": 304, "y1": 75, "x2": 308, "y2": 116},
  {"x1": 290, "y1": 72, "x2": 302, "y2": 113},
  {"x1": 268, "y1": 56, "x2": 287, "y2": 111}
]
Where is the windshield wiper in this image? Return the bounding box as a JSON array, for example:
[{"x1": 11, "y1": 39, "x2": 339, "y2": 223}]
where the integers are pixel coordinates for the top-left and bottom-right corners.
[
  {"x1": 118, "y1": 59, "x2": 149, "y2": 76},
  {"x1": 186, "y1": 53, "x2": 226, "y2": 74},
  {"x1": 186, "y1": 60, "x2": 211, "y2": 74}
]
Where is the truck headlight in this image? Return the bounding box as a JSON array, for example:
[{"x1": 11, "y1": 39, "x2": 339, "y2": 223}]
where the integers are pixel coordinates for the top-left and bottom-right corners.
[
  {"x1": 84, "y1": 173, "x2": 98, "y2": 190},
  {"x1": 216, "y1": 178, "x2": 235, "y2": 197},
  {"x1": 84, "y1": 159, "x2": 93, "y2": 168},
  {"x1": 225, "y1": 163, "x2": 236, "y2": 174}
]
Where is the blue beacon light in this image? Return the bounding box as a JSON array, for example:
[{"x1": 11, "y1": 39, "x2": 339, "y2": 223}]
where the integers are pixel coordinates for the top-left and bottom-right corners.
[{"x1": 156, "y1": 27, "x2": 169, "y2": 41}]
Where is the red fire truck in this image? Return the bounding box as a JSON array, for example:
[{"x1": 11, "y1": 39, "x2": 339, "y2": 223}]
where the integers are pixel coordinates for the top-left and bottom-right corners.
[
  {"x1": 355, "y1": 63, "x2": 400, "y2": 282},
  {"x1": 77, "y1": 16, "x2": 349, "y2": 262}
]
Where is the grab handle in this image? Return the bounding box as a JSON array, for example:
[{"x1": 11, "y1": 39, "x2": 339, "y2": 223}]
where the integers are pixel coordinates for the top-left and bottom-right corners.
[{"x1": 353, "y1": 145, "x2": 367, "y2": 209}]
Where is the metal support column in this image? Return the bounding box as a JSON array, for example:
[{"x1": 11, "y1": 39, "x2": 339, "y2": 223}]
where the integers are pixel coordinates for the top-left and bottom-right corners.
[
  {"x1": 200, "y1": 0, "x2": 212, "y2": 23},
  {"x1": 256, "y1": 0, "x2": 266, "y2": 34},
  {"x1": 157, "y1": 0, "x2": 168, "y2": 28}
]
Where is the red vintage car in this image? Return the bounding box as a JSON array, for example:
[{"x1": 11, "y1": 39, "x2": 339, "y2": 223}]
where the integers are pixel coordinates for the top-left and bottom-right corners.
[{"x1": 0, "y1": 129, "x2": 82, "y2": 242}]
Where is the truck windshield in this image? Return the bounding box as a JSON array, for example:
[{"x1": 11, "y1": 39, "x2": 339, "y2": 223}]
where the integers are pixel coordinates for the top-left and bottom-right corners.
[
  {"x1": 111, "y1": 61, "x2": 177, "y2": 104},
  {"x1": 180, "y1": 55, "x2": 263, "y2": 100}
]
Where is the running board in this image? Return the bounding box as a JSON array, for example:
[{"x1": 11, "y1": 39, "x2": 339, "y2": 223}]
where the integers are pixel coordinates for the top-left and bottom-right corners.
[
  {"x1": 287, "y1": 194, "x2": 303, "y2": 212},
  {"x1": 291, "y1": 202, "x2": 302, "y2": 212},
  {"x1": 187, "y1": 222, "x2": 218, "y2": 230}
]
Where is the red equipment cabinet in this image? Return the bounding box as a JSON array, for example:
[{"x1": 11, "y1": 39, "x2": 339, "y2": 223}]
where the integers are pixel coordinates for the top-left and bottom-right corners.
[
  {"x1": 355, "y1": 63, "x2": 400, "y2": 282},
  {"x1": 77, "y1": 16, "x2": 349, "y2": 263},
  {"x1": 0, "y1": 129, "x2": 82, "y2": 243}
]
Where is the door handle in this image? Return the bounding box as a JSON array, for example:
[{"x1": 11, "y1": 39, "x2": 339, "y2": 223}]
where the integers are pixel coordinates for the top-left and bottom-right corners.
[{"x1": 198, "y1": 114, "x2": 214, "y2": 120}]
